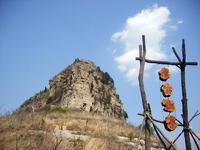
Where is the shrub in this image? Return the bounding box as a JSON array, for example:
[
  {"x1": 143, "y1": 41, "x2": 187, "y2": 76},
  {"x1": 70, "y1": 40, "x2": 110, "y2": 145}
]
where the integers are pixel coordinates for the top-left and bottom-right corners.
[
  {"x1": 138, "y1": 123, "x2": 154, "y2": 135},
  {"x1": 116, "y1": 94, "x2": 123, "y2": 104},
  {"x1": 128, "y1": 132, "x2": 134, "y2": 141},
  {"x1": 49, "y1": 107, "x2": 68, "y2": 113},
  {"x1": 123, "y1": 111, "x2": 128, "y2": 119},
  {"x1": 101, "y1": 72, "x2": 114, "y2": 85}
]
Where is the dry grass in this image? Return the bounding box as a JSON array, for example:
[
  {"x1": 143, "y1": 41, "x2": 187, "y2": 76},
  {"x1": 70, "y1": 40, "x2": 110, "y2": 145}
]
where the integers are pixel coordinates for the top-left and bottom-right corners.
[
  {"x1": 0, "y1": 110, "x2": 160, "y2": 150},
  {"x1": 84, "y1": 138, "x2": 134, "y2": 150},
  {"x1": 45, "y1": 110, "x2": 140, "y2": 138},
  {"x1": 0, "y1": 111, "x2": 85, "y2": 150}
]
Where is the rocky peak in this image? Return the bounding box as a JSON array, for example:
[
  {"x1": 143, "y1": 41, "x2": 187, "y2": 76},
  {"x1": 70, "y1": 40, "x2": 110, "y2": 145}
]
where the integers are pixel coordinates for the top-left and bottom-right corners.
[{"x1": 19, "y1": 58, "x2": 127, "y2": 119}]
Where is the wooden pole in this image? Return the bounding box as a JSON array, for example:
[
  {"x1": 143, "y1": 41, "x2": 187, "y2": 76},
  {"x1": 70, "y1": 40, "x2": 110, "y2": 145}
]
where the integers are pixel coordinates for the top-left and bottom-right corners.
[
  {"x1": 138, "y1": 35, "x2": 151, "y2": 150},
  {"x1": 136, "y1": 57, "x2": 197, "y2": 66},
  {"x1": 181, "y1": 39, "x2": 192, "y2": 150}
]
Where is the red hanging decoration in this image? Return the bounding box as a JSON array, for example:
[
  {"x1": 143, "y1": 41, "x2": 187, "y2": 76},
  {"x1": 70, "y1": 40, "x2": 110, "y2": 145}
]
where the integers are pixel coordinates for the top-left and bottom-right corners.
[
  {"x1": 164, "y1": 115, "x2": 177, "y2": 131},
  {"x1": 161, "y1": 83, "x2": 173, "y2": 97},
  {"x1": 161, "y1": 99, "x2": 176, "y2": 112},
  {"x1": 159, "y1": 67, "x2": 170, "y2": 81}
]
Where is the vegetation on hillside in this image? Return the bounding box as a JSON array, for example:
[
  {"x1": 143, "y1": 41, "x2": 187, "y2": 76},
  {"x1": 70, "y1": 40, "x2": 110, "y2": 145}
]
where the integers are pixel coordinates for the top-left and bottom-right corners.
[{"x1": 0, "y1": 109, "x2": 162, "y2": 150}]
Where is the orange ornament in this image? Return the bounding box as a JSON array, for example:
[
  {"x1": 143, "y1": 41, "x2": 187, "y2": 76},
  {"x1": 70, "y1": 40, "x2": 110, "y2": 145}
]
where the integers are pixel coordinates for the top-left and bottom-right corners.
[
  {"x1": 164, "y1": 115, "x2": 177, "y2": 131},
  {"x1": 161, "y1": 83, "x2": 173, "y2": 97},
  {"x1": 161, "y1": 99, "x2": 176, "y2": 112},
  {"x1": 159, "y1": 67, "x2": 170, "y2": 81}
]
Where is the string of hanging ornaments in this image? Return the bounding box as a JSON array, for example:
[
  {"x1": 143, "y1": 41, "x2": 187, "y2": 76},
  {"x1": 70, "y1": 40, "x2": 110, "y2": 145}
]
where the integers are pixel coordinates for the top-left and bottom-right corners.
[{"x1": 159, "y1": 67, "x2": 177, "y2": 131}]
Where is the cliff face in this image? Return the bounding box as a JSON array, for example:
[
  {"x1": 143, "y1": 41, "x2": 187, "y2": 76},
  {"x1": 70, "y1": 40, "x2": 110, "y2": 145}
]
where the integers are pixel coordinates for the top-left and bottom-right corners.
[{"x1": 19, "y1": 59, "x2": 127, "y2": 119}]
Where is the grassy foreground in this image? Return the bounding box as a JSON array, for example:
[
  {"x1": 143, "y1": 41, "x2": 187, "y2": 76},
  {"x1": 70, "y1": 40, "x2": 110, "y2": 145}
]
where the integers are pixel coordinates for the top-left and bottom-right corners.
[{"x1": 0, "y1": 109, "x2": 162, "y2": 150}]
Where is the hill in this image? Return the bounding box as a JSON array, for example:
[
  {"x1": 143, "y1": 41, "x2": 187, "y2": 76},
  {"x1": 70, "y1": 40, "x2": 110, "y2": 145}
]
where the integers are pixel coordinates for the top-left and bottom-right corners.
[
  {"x1": 0, "y1": 59, "x2": 164, "y2": 150},
  {"x1": 18, "y1": 59, "x2": 127, "y2": 119}
]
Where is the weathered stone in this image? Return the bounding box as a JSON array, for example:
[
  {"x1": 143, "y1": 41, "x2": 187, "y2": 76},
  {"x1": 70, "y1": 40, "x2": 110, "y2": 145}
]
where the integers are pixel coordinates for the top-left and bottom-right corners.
[{"x1": 18, "y1": 59, "x2": 127, "y2": 119}]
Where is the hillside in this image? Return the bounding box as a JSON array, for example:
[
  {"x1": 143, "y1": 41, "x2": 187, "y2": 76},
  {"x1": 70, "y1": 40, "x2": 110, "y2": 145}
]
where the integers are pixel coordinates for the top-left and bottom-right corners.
[
  {"x1": 0, "y1": 59, "x2": 164, "y2": 150},
  {"x1": 0, "y1": 110, "x2": 164, "y2": 150}
]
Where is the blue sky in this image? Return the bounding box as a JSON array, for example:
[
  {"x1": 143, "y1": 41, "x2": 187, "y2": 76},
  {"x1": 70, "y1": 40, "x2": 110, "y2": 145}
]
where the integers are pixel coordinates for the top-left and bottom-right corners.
[{"x1": 0, "y1": 0, "x2": 200, "y2": 149}]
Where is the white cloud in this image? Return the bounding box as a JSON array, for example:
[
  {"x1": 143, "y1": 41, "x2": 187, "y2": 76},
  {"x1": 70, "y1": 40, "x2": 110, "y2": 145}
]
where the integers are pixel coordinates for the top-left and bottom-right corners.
[
  {"x1": 112, "y1": 5, "x2": 172, "y2": 85},
  {"x1": 169, "y1": 25, "x2": 177, "y2": 30},
  {"x1": 177, "y1": 20, "x2": 183, "y2": 24},
  {"x1": 169, "y1": 20, "x2": 183, "y2": 30}
]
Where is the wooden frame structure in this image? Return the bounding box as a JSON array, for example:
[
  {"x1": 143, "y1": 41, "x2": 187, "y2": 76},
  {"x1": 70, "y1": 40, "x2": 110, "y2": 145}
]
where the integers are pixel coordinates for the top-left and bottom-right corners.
[{"x1": 136, "y1": 35, "x2": 199, "y2": 150}]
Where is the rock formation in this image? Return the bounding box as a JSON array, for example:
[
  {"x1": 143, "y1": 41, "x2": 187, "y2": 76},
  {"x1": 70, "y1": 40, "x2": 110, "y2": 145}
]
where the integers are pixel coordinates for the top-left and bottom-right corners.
[{"x1": 19, "y1": 59, "x2": 127, "y2": 119}]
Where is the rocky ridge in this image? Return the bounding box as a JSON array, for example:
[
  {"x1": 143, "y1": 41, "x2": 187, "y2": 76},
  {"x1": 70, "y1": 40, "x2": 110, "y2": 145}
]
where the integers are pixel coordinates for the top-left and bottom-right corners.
[{"x1": 19, "y1": 59, "x2": 127, "y2": 119}]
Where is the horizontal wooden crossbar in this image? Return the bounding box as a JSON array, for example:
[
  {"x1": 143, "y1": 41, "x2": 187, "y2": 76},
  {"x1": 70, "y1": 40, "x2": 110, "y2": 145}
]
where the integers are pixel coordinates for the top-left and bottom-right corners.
[{"x1": 136, "y1": 57, "x2": 198, "y2": 66}]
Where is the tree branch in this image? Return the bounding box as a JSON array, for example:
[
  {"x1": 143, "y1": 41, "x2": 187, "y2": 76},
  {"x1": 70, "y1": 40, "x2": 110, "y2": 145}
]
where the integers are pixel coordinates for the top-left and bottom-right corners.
[
  {"x1": 172, "y1": 47, "x2": 181, "y2": 63},
  {"x1": 145, "y1": 113, "x2": 176, "y2": 149},
  {"x1": 138, "y1": 113, "x2": 164, "y2": 124},
  {"x1": 189, "y1": 110, "x2": 200, "y2": 123},
  {"x1": 168, "y1": 130, "x2": 184, "y2": 149},
  {"x1": 190, "y1": 130, "x2": 200, "y2": 141},
  {"x1": 190, "y1": 132, "x2": 200, "y2": 150}
]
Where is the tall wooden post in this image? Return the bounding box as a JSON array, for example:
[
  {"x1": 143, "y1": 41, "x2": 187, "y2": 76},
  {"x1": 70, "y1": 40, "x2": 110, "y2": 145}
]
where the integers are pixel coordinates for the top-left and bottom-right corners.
[
  {"x1": 138, "y1": 35, "x2": 151, "y2": 150},
  {"x1": 181, "y1": 39, "x2": 192, "y2": 150}
]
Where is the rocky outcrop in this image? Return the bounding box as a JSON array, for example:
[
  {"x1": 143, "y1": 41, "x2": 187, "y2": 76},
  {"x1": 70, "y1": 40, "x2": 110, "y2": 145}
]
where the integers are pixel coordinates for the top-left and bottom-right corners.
[{"x1": 19, "y1": 59, "x2": 127, "y2": 119}]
